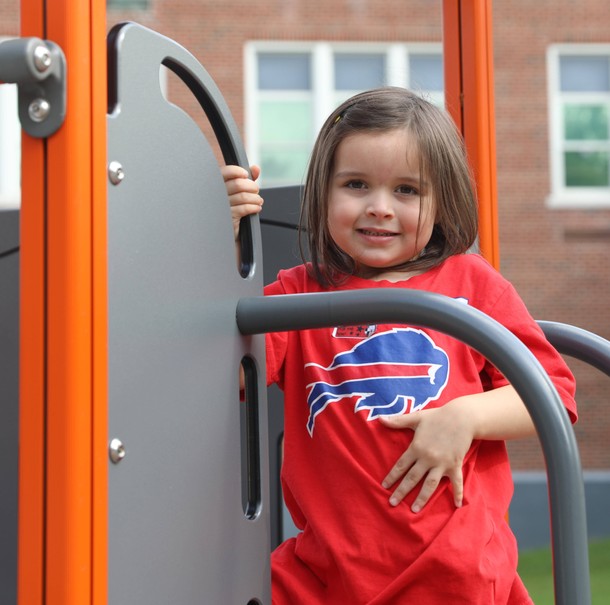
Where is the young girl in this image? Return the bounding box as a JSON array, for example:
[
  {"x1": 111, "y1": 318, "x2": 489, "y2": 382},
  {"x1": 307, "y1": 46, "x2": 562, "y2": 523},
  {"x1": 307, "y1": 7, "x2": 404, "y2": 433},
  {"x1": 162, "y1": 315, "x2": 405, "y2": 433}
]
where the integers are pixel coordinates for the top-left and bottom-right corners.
[{"x1": 223, "y1": 87, "x2": 576, "y2": 604}]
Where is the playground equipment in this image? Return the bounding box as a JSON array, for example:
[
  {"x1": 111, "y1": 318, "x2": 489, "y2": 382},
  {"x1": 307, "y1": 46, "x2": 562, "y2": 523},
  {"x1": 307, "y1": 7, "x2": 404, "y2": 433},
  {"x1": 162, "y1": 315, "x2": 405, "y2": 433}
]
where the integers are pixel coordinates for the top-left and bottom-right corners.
[{"x1": 2, "y1": 1, "x2": 610, "y2": 604}]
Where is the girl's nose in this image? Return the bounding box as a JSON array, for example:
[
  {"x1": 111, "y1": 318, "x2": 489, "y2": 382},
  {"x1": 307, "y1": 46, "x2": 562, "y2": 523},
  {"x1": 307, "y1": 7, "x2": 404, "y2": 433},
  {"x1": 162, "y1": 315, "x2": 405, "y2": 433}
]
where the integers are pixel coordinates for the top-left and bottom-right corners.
[{"x1": 366, "y1": 192, "x2": 394, "y2": 218}]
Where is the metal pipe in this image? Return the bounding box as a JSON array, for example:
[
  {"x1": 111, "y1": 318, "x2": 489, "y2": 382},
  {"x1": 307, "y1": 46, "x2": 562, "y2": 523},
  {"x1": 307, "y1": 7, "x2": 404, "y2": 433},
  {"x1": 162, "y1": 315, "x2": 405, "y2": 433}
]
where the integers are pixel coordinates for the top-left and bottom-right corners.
[{"x1": 539, "y1": 320, "x2": 610, "y2": 378}]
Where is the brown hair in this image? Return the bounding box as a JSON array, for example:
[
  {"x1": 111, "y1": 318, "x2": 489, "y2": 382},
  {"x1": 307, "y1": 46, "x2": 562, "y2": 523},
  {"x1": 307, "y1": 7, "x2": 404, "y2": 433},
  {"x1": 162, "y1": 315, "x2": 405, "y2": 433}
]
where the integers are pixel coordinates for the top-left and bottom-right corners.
[{"x1": 299, "y1": 87, "x2": 479, "y2": 287}]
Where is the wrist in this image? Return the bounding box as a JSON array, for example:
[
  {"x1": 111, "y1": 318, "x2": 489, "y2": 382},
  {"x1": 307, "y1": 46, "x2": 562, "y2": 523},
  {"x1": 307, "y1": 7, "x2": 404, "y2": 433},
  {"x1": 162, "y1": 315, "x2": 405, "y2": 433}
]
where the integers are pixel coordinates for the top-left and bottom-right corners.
[{"x1": 442, "y1": 397, "x2": 479, "y2": 440}]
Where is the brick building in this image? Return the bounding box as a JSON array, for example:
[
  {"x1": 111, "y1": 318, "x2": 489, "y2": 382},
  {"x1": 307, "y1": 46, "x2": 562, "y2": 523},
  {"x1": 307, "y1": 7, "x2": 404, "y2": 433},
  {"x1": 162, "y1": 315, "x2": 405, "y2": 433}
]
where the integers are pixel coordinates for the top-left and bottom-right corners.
[{"x1": 1, "y1": 0, "x2": 609, "y2": 473}]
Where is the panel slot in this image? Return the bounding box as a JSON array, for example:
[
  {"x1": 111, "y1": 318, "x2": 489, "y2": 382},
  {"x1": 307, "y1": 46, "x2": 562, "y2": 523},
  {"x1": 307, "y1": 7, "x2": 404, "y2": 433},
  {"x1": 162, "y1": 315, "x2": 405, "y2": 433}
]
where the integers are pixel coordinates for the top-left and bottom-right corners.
[{"x1": 240, "y1": 356, "x2": 261, "y2": 519}]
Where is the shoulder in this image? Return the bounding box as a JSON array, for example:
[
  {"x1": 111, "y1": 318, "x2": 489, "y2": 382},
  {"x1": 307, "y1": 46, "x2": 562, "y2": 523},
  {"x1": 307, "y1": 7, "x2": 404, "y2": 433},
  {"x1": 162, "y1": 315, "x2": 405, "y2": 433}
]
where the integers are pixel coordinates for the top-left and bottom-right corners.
[
  {"x1": 441, "y1": 253, "x2": 503, "y2": 277},
  {"x1": 434, "y1": 253, "x2": 509, "y2": 287},
  {"x1": 263, "y1": 263, "x2": 322, "y2": 296},
  {"x1": 430, "y1": 254, "x2": 516, "y2": 311}
]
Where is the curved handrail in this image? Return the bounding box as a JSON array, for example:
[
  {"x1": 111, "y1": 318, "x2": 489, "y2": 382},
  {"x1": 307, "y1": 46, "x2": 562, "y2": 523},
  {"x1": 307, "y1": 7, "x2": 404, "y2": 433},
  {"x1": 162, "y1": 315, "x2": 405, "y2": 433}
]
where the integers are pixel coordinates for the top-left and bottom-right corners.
[
  {"x1": 539, "y1": 320, "x2": 610, "y2": 378},
  {"x1": 237, "y1": 289, "x2": 591, "y2": 605},
  {"x1": 107, "y1": 21, "x2": 257, "y2": 277}
]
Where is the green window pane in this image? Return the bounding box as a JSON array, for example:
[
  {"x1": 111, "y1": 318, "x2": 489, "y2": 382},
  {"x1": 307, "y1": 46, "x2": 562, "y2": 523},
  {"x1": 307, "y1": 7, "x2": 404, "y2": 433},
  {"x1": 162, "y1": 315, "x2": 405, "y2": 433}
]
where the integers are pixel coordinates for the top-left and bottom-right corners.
[
  {"x1": 260, "y1": 101, "x2": 312, "y2": 144},
  {"x1": 260, "y1": 148, "x2": 311, "y2": 184},
  {"x1": 564, "y1": 104, "x2": 609, "y2": 141},
  {"x1": 564, "y1": 151, "x2": 609, "y2": 187}
]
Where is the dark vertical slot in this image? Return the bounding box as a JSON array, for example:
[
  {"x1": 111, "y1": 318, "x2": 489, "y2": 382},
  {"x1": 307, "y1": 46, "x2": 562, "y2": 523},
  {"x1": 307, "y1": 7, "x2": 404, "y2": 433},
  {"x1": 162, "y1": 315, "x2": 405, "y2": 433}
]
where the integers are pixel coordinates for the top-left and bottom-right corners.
[{"x1": 240, "y1": 356, "x2": 261, "y2": 519}]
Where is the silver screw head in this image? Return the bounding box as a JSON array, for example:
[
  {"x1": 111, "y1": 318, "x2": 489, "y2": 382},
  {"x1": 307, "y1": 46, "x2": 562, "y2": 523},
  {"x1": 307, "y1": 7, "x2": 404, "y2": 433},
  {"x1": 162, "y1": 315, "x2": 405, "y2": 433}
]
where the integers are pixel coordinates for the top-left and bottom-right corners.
[
  {"x1": 33, "y1": 44, "x2": 52, "y2": 72},
  {"x1": 108, "y1": 161, "x2": 125, "y2": 185},
  {"x1": 109, "y1": 438, "x2": 126, "y2": 464},
  {"x1": 28, "y1": 98, "x2": 51, "y2": 122}
]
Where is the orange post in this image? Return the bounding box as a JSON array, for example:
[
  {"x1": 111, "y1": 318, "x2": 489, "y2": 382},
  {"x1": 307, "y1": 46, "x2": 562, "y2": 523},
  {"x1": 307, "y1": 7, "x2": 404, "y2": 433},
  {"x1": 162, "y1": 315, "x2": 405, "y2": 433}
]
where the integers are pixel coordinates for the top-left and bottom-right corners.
[
  {"x1": 91, "y1": 0, "x2": 109, "y2": 601},
  {"x1": 18, "y1": 1, "x2": 108, "y2": 604},
  {"x1": 443, "y1": 0, "x2": 500, "y2": 268},
  {"x1": 17, "y1": 6, "x2": 46, "y2": 603}
]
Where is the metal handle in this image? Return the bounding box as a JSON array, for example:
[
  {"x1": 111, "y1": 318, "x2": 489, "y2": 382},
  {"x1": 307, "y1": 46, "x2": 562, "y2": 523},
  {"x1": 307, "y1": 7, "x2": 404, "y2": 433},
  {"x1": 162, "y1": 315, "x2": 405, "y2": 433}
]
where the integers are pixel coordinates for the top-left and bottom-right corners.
[
  {"x1": 236, "y1": 288, "x2": 591, "y2": 605},
  {"x1": 539, "y1": 320, "x2": 610, "y2": 378}
]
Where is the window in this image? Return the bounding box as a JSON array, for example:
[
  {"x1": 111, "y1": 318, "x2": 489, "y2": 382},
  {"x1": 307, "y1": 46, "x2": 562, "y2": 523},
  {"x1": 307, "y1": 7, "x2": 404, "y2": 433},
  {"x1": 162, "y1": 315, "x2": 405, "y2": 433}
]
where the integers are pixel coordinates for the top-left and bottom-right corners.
[
  {"x1": 245, "y1": 43, "x2": 443, "y2": 187},
  {"x1": 547, "y1": 45, "x2": 610, "y2": 208},
  {"x1": 107, "y1": 0, "x2": 149, "y2": 8}
]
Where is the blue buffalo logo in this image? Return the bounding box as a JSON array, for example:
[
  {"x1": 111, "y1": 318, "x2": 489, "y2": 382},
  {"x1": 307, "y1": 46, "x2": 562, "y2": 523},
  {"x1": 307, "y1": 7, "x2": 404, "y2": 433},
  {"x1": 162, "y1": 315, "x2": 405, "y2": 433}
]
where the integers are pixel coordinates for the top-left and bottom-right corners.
[{"x1": 304, "y1": 328, "x2": 450, "y2": 435}]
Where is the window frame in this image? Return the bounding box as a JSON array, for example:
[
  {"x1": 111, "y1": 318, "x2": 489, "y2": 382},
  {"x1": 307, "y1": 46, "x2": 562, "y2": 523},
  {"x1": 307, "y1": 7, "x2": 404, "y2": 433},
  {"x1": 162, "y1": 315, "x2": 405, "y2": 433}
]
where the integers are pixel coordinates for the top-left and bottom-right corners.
[
  {"x1": 547, "y1": 43, "x2": 610, "y2": 209},
  {"x1": 244, "y1": 41, "x2": 443, "y2": 187}
]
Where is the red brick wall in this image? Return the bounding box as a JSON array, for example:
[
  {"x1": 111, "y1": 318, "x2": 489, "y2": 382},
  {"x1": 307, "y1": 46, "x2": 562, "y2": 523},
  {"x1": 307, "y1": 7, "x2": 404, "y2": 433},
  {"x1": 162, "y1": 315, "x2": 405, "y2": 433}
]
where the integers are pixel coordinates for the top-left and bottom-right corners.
[
  {"x1": 493, "y1": 0, "x2": 610, "y2": 469},
  {"x1": 2, "y1": 1, "x2": 609, "y2": 470}
]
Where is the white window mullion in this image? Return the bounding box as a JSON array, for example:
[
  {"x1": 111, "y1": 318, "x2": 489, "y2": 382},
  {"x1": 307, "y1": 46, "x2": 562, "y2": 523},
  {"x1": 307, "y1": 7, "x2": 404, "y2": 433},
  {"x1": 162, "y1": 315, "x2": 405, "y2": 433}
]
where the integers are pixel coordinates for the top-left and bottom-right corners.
[
  {"x1": 387, "y1": 44, "x2": 408, "y2": 88},
  {"x1": 312, "y1": 43, "x2": 334, "y2": 135}
]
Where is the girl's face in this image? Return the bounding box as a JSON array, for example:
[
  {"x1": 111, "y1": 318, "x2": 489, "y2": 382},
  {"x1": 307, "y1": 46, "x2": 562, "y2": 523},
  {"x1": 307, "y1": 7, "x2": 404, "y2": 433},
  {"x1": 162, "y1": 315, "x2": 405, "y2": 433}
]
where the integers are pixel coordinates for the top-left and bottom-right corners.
[{"x1": 327, "y1": 129, "x2": 436, "y2": 281}]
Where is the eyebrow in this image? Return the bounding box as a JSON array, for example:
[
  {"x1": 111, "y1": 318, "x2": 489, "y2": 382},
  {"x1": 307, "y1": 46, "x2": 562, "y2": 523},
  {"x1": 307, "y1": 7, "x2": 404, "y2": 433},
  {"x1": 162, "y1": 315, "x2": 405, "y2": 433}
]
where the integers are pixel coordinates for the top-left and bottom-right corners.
[{"x1": 333, "y1": 170, "x2": 426, "y2": 185}]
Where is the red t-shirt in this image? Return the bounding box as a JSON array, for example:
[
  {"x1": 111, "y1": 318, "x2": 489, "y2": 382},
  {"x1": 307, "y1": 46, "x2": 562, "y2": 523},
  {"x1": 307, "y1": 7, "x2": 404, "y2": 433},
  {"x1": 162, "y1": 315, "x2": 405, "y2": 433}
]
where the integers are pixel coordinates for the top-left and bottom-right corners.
[{"x1": 264, "y1": 254, "x2": 577, "y2": 605}]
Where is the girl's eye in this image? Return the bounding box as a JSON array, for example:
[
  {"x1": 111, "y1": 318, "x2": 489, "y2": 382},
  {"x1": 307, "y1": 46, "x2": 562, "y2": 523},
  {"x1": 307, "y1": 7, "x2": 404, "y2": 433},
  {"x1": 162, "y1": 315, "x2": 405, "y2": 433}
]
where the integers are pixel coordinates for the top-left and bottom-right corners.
[
  {"x1": 346, "y1": 180, "x2": 366, "y2": 190},
  {"x1": 397, "y1": 184, "x2": 419, "y2": 196}
]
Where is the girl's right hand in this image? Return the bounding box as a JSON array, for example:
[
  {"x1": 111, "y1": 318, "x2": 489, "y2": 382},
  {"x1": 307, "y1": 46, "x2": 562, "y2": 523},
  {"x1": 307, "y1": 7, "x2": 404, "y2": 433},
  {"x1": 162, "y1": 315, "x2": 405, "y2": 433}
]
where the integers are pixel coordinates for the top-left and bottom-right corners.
[{"x1": 221, "y1": 164, "x2": 263, "y2": 240}]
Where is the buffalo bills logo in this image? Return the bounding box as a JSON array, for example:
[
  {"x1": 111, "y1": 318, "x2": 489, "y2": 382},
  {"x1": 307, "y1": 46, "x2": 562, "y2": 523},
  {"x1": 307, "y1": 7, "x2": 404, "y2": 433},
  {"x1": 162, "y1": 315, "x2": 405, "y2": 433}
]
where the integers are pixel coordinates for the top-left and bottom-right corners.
[{"x1": 304, "y1": 328, "x2": 450, "y2": 435}]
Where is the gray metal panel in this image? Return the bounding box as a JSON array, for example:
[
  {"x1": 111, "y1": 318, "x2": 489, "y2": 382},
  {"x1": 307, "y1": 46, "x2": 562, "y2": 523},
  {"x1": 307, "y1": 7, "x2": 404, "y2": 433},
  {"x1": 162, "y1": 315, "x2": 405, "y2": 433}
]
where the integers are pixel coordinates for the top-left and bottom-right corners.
[
  {"x1": 0, "y1": 209, "x2": 19, "y2": 605},
  {"x1": 107, "y1": 23, "x2": 269, "y2": 604}
]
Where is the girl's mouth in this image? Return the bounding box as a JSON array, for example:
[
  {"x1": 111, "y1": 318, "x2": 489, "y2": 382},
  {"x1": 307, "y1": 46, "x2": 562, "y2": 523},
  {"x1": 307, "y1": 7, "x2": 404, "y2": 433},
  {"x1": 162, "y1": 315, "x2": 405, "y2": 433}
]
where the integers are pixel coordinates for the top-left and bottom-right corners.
[{"x1": 358, "y1": 228, "x2": 397, "y2": 237}]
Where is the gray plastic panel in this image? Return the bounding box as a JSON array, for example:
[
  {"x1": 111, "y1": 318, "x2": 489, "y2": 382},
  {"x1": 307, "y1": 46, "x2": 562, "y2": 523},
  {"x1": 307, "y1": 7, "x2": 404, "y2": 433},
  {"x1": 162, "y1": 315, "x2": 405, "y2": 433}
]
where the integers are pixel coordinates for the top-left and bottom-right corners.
[{"x1": 107, "y1": 23, "x2": 269, "y2": 604}]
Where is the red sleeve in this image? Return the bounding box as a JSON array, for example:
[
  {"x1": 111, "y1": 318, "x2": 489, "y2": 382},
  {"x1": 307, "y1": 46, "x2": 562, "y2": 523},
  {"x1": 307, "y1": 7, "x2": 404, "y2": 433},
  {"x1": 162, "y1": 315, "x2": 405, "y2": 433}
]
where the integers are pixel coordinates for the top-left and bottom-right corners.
[{"x1": 484, "y1": 281, "x2": 578, "y2": 423}]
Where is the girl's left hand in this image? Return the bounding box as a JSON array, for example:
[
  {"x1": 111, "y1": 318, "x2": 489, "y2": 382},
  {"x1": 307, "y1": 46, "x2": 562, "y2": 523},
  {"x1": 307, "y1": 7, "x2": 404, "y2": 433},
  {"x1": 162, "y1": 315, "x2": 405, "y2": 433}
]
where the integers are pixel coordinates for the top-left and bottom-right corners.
[
  {"x1": 379, "y1": 402, "x2": 474, "y2": 513},
  {"x1": 221, "y1": 164, "x2": 263, "y2": 240}
]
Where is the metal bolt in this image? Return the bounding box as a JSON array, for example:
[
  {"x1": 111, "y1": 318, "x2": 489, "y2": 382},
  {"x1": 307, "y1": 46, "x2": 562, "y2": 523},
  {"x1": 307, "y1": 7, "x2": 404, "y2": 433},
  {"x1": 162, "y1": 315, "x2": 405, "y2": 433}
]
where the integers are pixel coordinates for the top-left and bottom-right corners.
[
  {"x1": 28, "y1": 98, "x2": 51, "y2": 122},
  {"x1": 109, "y1": 438, "x2": 126, "y2": 464},
  {"x1": 108, "y1": 161, "x2": 125, "y2": 185},
  {"x1": 32, "y1": 44, "x2": 52, "y2": 73}
]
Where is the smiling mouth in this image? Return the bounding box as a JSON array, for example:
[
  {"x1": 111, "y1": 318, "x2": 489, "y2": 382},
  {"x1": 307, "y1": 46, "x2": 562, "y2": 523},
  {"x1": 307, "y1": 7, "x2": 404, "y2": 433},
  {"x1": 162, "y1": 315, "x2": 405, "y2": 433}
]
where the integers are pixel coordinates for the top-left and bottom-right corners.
[{"x1": 358, "y1": 228, "x2": 398, "y2": 237}]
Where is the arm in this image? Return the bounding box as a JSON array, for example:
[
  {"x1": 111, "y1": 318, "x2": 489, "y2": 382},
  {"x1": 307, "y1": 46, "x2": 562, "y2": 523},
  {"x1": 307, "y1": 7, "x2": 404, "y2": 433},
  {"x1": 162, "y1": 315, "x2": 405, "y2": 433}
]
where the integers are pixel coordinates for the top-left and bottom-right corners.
[{"x1": 379, "y1": 384, "x2": 535, "y2": 512}]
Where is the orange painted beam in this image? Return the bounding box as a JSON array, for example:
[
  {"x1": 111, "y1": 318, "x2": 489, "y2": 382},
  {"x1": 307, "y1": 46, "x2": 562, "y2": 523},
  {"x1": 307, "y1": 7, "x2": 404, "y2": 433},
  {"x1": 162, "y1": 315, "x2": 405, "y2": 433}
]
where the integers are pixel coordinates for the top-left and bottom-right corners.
[
  {"x1": 443, "y1": 0, "x2": 500, "y2": 268},
  {"x1": 18, "y1": 3, "x2": 47, "y2": 604},
  {"x1": 18, "y1": 1, "x2": 108, "y2": 604},
  {"x1": 91, "y1": 0, "x2": 109, "y2": 601},
  {"x1": 44, "y1": 2, "x2": 93, "y2": 601}
]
